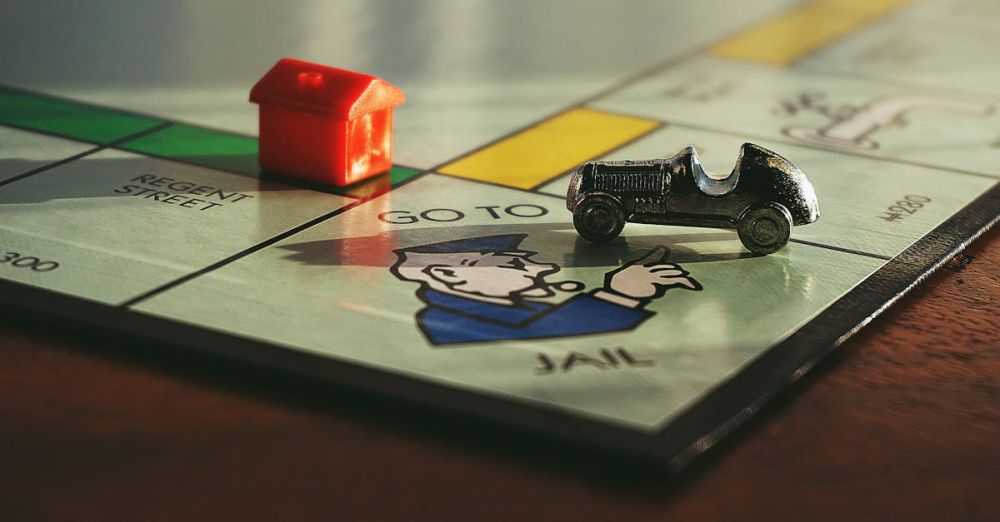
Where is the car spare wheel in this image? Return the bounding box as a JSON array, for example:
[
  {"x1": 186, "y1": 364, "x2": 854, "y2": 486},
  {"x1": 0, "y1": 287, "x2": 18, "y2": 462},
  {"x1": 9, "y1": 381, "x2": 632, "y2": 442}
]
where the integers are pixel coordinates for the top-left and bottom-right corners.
[
  {"x1": 573, "y1": 196, "x2": 625, "y2": 243},
  {"x1": 737, "y1": 202, "x2": 792, "y2": 255}
]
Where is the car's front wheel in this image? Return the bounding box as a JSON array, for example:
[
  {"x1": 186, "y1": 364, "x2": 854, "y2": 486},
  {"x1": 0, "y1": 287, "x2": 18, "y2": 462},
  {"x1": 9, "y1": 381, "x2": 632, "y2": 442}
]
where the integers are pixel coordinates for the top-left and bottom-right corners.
[
  {"x1": 737, "y1": 203, "x2": 792, "y2": 255},
  {"x1": 573, "y1": 196, "x2": 625, "y2": 243}
]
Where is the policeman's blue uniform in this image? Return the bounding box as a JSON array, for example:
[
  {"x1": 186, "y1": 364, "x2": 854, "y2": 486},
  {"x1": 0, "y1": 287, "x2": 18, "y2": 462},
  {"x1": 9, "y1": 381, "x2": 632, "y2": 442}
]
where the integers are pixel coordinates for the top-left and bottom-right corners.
[{"x1": 416, "y1": 289, "x2": 651, "y2": 345}]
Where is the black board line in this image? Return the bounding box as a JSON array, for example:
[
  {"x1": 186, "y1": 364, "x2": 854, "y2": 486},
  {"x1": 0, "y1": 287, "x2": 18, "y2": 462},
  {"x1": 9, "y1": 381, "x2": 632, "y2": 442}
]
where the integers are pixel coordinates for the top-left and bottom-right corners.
[
  {"x1": 116, "y1": 169, "x2": 430, "y2": 308},
  {"x1": 787, "y1": 239, "x2": 892, "y2": 261},
  {"x1": 0, "y1": 146, "x2": 103, "y2": 189},
  {"x1": 0, "y1": 122, "x2": 174, "y2": 189},
  {"x1": 116, "y1": 202, "x2": 364, "y2": 308}
]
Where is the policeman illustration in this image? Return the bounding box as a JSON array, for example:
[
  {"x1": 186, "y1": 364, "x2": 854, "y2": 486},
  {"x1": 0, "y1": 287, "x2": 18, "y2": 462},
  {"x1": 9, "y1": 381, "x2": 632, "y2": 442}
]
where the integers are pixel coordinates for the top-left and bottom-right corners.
[{"x1": 390, "y1": 234, "x2": 701, "y2": 345}]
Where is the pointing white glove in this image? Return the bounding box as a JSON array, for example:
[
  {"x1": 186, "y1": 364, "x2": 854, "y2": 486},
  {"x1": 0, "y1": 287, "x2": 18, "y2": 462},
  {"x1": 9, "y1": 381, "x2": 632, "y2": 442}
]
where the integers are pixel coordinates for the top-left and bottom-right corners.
[{"x1": 595, "y1": 246, "x2": 701, "y2": 307}]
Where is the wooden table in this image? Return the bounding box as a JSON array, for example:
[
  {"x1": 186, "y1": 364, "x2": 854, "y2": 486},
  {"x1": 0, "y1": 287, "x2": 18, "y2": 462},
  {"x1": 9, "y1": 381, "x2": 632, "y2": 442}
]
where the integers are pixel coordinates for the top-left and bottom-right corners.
[{"x1": 2, "y1": 228, "x2": 997, "y2": 521}]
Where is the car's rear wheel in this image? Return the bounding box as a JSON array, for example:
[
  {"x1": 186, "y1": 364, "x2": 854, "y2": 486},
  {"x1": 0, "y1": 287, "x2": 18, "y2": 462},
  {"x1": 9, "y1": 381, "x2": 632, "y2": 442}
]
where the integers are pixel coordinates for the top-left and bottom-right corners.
[
  {"x1": 573, "y1": 196, "x2": 625, "y2": 243},
  {"x1": 737, "y1": 203, "x2": 792, "y2": 255}
]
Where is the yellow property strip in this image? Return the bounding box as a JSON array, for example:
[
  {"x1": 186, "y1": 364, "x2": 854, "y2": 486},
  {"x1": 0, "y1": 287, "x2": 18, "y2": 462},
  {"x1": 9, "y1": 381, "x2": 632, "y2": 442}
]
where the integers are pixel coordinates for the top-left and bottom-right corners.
[
  {"x1": 438, "y1": 107, "x2": 659, "y2": 190},
  {"x1": 709, "y1": 0, "x2": 913, "y2": 66}
]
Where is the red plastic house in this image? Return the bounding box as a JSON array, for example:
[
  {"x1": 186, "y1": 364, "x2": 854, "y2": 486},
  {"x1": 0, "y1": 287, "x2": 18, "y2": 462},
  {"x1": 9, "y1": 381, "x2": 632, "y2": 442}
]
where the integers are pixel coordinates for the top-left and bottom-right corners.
[{"x1": 250, "y1": 58, "x2": 405, "y2": 186}]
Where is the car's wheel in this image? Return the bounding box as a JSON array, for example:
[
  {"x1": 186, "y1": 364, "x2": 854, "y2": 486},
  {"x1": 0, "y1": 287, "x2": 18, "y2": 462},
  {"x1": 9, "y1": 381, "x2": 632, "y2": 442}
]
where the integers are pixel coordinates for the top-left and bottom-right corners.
[
  {"x1": 737, "y1": 203, "x2": 792, "y2": 255},
  {"x1": 573, "y1": 196, "x2": 625, "y2": 243}
]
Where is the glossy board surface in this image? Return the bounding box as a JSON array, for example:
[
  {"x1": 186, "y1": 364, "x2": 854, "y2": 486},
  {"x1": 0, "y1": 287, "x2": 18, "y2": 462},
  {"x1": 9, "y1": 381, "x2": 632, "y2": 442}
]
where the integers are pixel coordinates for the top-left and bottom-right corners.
[{"x1": 1, "y1": 0, "x2": 996, "y2": 467}]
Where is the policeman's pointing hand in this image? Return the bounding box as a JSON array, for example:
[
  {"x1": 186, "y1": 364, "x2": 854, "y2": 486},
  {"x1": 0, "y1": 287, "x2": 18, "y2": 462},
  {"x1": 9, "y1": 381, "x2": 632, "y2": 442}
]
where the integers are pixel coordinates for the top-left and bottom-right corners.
[{"x1": 604, "y1": 246, "x2": 702, "y2": 300}]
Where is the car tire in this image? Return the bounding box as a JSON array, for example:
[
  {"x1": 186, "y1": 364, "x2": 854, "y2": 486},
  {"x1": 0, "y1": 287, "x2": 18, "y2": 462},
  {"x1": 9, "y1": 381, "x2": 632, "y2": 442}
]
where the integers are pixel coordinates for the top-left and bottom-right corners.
[
  {"x1": 573, "y1": 196, "x2": 625, "y2": 243},
  {"x1": 737, "y1": 203, "x2": 792, "y2": 255}
]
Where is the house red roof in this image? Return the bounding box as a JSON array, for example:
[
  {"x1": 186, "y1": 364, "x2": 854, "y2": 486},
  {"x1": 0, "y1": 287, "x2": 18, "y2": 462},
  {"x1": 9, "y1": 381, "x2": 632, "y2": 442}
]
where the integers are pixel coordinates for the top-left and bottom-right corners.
[{"x1": 249, "y1": 58, "x2": 405, "y2": 120}]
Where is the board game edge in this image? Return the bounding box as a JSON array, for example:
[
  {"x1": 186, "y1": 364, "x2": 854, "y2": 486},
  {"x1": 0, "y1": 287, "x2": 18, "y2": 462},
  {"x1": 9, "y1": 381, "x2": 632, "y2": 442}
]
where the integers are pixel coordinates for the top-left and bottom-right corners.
[{"x1": 2, "y1": 181, "x2": 996, "y2": 471}]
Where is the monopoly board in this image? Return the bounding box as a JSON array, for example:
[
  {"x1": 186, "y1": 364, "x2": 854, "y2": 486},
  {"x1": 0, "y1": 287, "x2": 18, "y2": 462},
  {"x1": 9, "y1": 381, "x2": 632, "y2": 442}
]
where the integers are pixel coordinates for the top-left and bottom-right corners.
[{"x1": 1, "y1": 0, "x2": 998, "y2": 468}]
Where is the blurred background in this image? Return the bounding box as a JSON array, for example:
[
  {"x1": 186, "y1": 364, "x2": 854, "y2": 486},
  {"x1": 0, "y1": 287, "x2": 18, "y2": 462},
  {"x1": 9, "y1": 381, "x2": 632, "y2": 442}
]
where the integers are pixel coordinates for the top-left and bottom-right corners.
[{"x1": 0, "y1": 1, "x2": 796, "y2": 145}]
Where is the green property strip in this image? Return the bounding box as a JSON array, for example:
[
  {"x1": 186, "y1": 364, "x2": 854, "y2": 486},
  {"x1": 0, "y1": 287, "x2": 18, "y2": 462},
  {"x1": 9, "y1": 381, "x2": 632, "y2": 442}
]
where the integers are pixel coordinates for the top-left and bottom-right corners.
[
  {"x1": 0, "y1": 86, "x2": 165, "y2": 144},
  {"x1": 389, "y1": 165, "x2": 421, "y2": 185},
  {"x1": 0, "y1": 84, "x2": 420, "y2": 196},
  {"x1": 119, "y1": 124, "x2": 260, "y2": 177},
  {"x1": 119, "y1": 124, "x2": 422, "y2": 192}
]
